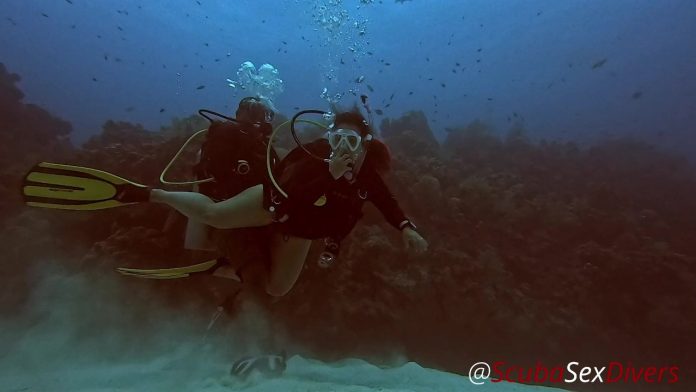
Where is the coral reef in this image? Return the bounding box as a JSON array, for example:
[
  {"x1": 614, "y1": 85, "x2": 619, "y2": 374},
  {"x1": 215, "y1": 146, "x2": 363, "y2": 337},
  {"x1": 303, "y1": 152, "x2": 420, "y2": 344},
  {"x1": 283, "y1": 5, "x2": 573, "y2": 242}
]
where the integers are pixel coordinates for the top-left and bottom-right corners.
[{"x1": 0, "y1": 63, "x2": 74, "y2": 219}]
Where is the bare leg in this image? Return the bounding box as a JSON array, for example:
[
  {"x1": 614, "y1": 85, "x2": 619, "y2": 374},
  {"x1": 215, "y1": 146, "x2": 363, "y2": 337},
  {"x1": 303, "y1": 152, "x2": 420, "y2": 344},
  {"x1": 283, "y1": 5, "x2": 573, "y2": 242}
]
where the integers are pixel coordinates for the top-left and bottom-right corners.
[
  {"x1": 150, "y1": 184, "x2": 272, "y2": 230},
  {"x1": 183, "y1": 183, "x2": 215, "y2": 251},
  {"x1": 265, "y1": 233, "x2": 312, "y2": 297}
]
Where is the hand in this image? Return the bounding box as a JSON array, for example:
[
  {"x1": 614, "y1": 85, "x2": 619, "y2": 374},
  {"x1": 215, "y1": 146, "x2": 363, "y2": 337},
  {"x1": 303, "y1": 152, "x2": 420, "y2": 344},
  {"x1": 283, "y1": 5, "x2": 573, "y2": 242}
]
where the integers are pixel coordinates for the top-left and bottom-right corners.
[
  {"x1": 329, "y1": 152, "x2": 353, "y2": 180},
  {"x1": 402, "y1": 227, "x2": 428, "y2": 255}
]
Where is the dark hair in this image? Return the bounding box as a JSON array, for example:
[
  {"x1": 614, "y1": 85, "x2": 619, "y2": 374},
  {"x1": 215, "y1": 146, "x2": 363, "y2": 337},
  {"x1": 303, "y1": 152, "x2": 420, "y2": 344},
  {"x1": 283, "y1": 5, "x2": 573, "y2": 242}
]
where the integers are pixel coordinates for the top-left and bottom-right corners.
[
  {"x1": 333, "y1": 108, "x2": 391, "y2": 174},
  {"x1": 333, "y1": 111, "x2": 371, "y2": 137},
  {"x1": 237, "y1": 97, "x2": 273, "y2": 123}
]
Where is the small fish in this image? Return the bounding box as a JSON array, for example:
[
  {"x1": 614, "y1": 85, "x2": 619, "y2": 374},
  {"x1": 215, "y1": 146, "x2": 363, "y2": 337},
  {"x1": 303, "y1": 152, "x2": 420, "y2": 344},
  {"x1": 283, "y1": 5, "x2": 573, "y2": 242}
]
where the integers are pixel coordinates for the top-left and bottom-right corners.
[
  {"x1": 293, "y1": 106, "x2": 300, "y2": 110},
  {"x1": 367, "y1": 85, "x2": 374, "y2": 92},
  {"x1": 384, "y1": 103, "x2": 391, "y2": 108},
  {"x1": 196, "y1": 0, "x2": 201, "y2": 5},
  {"x1": 375, "y1": 109, "x2": 384, "y2": 115},
  {"x1": 408, "y1": 91, "x2": 413, "y2": 95},
  {"x1": 159, "y1": 108, "x2": 166, "y2": 113},
  {"x1": 356, "y1": 75, "x2": 365, "y2": 83},
  {"x1": 367, "y1": 51, "x2": 373, "y2": 55},
  {"x1": 92, "y1": 77, "x2": 98, "y2": 82},
  {"x1": 71, "y1": 24, "x2": 76, "y2": 29},
  {"x1": 632, "y1": 91, "x2": 643, "y2": 99},
  {"x1": 104, "y1": 54, "x2": 108, "y2": 61},
  {"x1": 114, "y1": 57, "x2": 122, "y2": 63},
  {"x1": 426, "y1": 57, "x2": 430, "y2": 62},
  {"x1": 441, "y1": 83, "x2": 446, "y2": 88},
  {"x1": 65, "y1": 0, "x2": 73, "y2": 4},
  {"x1": 456, "y1": 62, "x2": 460, "y2": 66},
  {"x1": 477, "y1": 48, "x2": 482, "y2": 52},
  {"x1": 592, "y1": 58, "x2": 608, "y2": 69},
  {"x1": 196, "y1": 85, "x2": 205, "y2": 90},
  {"x1": 384, "y1": 62, "x2": 391, "y2": 66},
  {"x1": 282, "y1": 41, "x2": 287, "y2": 45},
  {"x1": 389, "y1": 93, "x2": 394, "y2": 100},
  {"x1": 117, "y1": 26, "x2": 123, "y2": 31},
  {"x1": 125, "y1": 106, "x2": 134, "y2": 112},
  {"x1": 487, "y1": 97, "x2": 493, "y2": 101},
  {"x1": 204, "y1": 42, "x2": 209, "y2": 46},
  {"x1": 41, "y1": 12, "x2": 49, "y2": 18}
]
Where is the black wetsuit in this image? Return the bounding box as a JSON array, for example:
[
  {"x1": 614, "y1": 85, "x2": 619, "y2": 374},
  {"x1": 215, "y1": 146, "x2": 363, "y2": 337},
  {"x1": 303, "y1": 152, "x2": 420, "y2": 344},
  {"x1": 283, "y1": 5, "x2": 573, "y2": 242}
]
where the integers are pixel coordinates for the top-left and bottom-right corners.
[
  {"x1": 269, "y1": 139, "x2": 407, "y2": 240},
  {"x1": 195, "y1": 120, "x2": 276, "y2": 201}
]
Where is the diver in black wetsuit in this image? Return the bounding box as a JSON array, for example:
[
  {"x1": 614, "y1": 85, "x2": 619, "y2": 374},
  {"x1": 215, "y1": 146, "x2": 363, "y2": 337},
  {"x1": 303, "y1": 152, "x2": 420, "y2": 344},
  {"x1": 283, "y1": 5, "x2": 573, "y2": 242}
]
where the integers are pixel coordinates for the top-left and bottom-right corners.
[{"x1": 149, "y1": 109, "x2": 428, "y2": 297}]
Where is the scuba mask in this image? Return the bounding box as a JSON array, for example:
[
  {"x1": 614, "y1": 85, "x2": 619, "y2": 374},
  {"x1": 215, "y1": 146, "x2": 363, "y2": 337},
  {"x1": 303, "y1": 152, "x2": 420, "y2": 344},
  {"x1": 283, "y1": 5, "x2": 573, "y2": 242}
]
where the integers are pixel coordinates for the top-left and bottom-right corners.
[{"x1": 328, "y1": 128, "x2": 362, "y2": 152}]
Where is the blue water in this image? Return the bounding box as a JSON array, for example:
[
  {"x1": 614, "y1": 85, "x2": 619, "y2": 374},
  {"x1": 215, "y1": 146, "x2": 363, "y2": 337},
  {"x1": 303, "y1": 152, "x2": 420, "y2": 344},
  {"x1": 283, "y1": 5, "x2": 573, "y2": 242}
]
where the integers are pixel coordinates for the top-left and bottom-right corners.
[{"x1": 2, "y1": 0, "x2": 695, "y2": 153}]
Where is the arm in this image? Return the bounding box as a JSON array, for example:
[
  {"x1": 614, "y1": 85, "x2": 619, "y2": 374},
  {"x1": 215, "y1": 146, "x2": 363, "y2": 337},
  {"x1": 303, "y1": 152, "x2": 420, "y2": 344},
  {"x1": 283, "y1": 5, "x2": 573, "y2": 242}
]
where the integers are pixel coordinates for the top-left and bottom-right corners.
[
  {"x1": 366, "y1": 171, "x2": 411, "y2": 230},
  {"x1": 368, "y1": 171, "x2": 428, "y2": 254}
]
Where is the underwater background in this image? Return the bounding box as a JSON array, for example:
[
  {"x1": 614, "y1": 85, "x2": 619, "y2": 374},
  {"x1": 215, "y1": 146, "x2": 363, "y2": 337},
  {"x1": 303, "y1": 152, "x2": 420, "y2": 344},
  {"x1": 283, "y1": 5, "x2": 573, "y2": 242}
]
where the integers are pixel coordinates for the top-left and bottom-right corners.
[{"x1": 1, "y1": 0, "x2": 695, "y2": 391}]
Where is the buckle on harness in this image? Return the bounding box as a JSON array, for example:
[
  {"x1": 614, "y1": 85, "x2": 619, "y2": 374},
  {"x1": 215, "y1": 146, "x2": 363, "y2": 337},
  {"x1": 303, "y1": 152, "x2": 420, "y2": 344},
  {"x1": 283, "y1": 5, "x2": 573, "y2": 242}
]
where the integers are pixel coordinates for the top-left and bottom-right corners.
[{"x1": 270, "y1": 189, "x2": 283, "y2": 205}]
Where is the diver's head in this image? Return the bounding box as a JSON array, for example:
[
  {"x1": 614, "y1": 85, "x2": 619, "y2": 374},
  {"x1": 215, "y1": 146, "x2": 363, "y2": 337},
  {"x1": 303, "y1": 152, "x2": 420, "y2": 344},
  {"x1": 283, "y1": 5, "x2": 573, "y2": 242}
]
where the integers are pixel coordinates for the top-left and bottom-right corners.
[
  {"x1": 329, "y1": 111, "x2": 372, "y2": 157},
  {"x1": 236, "y1": 96, "x2": 274, "y2": 124},
  {"x1": 328, "y1": 110, "x2": 391, "y2": 175}
]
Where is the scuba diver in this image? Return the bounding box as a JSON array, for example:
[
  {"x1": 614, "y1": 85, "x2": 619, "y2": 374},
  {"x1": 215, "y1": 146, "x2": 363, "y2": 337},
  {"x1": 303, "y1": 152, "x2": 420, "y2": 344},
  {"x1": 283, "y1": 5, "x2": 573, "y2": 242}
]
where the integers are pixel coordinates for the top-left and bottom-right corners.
[
  {"x1": 183, "y1": 96, "x2": 278, "y2": 281},
  {"x1": 22, "y1": 102, "x2": 428, "y2": 297}
]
